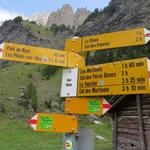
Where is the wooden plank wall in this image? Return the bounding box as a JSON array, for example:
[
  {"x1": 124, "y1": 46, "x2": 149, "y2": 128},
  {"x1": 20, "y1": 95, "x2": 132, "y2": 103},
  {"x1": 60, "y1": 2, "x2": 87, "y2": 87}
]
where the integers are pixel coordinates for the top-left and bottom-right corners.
[{"x1": 113, "y1": 95, "x2": 150, "y2": 150}]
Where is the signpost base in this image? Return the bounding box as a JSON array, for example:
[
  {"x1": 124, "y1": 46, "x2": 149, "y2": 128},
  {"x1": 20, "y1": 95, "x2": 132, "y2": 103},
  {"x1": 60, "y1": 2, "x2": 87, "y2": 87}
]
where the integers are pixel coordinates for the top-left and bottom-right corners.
[{"x1": 63, "y1": 128, "x2": 94, "y2": 150}]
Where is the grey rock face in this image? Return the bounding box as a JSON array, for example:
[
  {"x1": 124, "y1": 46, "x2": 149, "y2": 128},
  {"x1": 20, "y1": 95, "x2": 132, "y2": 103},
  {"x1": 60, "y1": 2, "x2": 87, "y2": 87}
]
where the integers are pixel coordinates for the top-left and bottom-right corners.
[
  {"x1": 74, "y1": 8, "x2": 91, "y2": 28},
  {"x1": 0, "y1": 20, "x2": 70, "y2": 50},
  {"x1": 0, "y1": 21, "x2": 3, "y2": 27},
  {"x1": 31, "y1": 12, "x2": 50, "y2": 27},
  {"x1": 31, "y1": 4, "x2": 91, "y2": 28},
  {"x1": 47, "y1": 4, "x2": 74, "y2": 27},
  {"x1": 78, "y1": 0, "x2": 150, "y2": 36}
]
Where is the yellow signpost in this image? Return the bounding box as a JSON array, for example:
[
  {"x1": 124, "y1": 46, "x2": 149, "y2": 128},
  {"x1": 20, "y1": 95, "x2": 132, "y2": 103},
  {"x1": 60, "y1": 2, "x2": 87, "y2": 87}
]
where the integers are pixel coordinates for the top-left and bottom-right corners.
[
  {"x1": 29, "y1": 113, "x2": 78, "y2": 133},
  {"x1": 65, "y1": 28, "x2": 150, "y2": 52},
  {"x1": 78, "y1": 57, "x2": 150, "y2": 96},
  {"x1": 65, "y1": 98, "x2": 111, "y2": 115},
  {"x1": 0, "y1": 43, "x2": 85, "y2": 68}
]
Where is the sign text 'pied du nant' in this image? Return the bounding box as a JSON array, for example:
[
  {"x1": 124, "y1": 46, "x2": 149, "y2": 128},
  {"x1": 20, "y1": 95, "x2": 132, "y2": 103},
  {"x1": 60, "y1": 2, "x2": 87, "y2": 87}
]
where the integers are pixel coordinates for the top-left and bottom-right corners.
[{"x1": 0, "y1": 43, "x2": 85, "y2": 68}]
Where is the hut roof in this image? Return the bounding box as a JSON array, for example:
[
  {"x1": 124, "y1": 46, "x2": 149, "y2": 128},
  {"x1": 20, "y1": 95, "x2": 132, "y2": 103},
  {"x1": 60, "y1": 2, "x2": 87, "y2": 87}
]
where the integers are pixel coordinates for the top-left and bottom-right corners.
[{"x1": 108, "y1": 95, "x2": 136, "y2": 113}]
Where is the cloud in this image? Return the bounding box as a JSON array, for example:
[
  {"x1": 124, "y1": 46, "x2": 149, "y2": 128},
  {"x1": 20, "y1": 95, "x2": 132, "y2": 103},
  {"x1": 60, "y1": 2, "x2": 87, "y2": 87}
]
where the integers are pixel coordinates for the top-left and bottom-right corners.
[
  {"x1": 0, "y1": 8, "x2": 29, "y2": 27},
  {"x1": 0, "y1": 8, "x2": 19, "y2": 22}
]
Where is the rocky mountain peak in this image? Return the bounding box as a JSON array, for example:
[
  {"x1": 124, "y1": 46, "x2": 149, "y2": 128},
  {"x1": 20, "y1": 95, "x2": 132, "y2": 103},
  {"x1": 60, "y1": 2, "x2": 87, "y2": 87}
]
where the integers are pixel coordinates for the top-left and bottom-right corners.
[
  {"x1": 61, "y1": 4, "x2": 73, "y2": 13},
  {"x1": 74, "y1": 7, "x2": 91, "y2": 28},
  {"x1": 30, "y1": 4, "x2": 91, "y2": 29}
]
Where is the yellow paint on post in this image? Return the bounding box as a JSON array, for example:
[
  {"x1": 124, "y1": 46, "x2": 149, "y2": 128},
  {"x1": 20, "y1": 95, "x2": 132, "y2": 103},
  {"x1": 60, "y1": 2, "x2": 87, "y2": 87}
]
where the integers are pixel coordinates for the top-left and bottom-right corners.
[
  {"x1": 65, "y1": 38, "x2": 82, "y2": 53},
  {"x1": 68, "y1": 52, "x2": 85, "y2": 68},
  {"x1": 78, "y1": 57, "x2": 150, "y2": 96},
  {"x1": 65, "y1": 28, "x2": 150, "y2": 52},
  {"x1": 36, "y1": 113, "x2": 78, "y2": 133},
  {"x1": 1, "y1": 43, "x2": 85, "y2": 68}
]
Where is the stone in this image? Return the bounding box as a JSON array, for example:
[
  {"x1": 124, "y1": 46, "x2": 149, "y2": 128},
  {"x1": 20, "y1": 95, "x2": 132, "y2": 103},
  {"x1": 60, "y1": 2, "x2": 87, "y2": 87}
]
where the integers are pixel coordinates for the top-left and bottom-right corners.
[
  {"x1": 95, "y1": 135, "x2": 109, "y2": 141},
  {"x1": 93, "y1": 120, "x2": 102, "y2": 125},
  {"x1": 5, "y1": 97, "x2": 15, "y2": 101}
]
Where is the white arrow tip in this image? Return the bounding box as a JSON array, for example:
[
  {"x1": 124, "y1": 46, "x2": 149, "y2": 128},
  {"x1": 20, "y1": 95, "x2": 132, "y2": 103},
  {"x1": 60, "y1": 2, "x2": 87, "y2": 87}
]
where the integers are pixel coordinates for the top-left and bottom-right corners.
[
  {"x1": 0, "y1": 43, "x2": 5, "y2": 59},
  {"x1": 28, "y1": 114, "x2": 38, "y2": 131},
  {"x1": 144, "y1": 28, "x2": 150, "y2": 44}
]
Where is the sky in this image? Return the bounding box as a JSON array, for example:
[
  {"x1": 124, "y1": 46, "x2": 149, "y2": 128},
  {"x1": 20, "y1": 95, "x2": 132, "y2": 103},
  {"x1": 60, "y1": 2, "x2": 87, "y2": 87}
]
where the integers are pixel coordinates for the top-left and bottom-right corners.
[{"x1": 0, "y1": 0, "x2": 111, "y2": 22}]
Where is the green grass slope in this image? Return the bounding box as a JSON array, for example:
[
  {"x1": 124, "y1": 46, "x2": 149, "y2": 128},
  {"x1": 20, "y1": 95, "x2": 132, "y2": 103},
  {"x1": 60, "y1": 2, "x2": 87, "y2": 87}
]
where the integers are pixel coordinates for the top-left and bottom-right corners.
[
  {"x1": 0, "y1": 63, "x2": 112, "y2": 149},
  {"x1": 0, "y1": 117, "x2": 112, "y2": 150},
  {"x1": 0, "y1": 62, "x2": 62, "y2": 115}
]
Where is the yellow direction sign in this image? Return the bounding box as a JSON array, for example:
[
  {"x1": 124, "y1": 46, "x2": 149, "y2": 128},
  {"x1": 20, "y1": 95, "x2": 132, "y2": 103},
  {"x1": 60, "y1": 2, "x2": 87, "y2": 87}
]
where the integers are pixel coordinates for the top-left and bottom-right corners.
[
  {"x1": 65, "y1": 98, "x2": 111, "y2": 115},
  {"x1": 28, "y1": 113, "x2": 78, "y2": 133},
  {"x1": 78, "y1": 57, "x2": 150, "y2": 96},
  {"x1": 65, "y1": 28, "x2": 150, "y2": 52},
  {"x1": 0, "y1": 43, "x2": 85, "y2": 68}
]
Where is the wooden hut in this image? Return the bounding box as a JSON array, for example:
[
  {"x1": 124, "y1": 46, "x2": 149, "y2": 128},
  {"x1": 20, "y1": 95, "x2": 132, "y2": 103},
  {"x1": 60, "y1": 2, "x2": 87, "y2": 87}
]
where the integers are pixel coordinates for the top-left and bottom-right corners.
[{"x1": 108, "y1": 94, "x2": 150, "y2": 150}]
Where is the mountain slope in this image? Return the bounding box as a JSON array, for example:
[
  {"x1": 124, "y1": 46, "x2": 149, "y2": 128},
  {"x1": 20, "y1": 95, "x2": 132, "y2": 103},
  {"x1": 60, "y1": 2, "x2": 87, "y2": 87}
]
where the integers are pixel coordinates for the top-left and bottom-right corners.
[
  {"x1": 78, "y1": 0, "x2": 150, "y2": 36},
  {"x1": 0, "y1": 19, "x2": 72, "y2": 50},
  {"x1": 0, "y1": 18, "x2": 72, "y2": 115}
]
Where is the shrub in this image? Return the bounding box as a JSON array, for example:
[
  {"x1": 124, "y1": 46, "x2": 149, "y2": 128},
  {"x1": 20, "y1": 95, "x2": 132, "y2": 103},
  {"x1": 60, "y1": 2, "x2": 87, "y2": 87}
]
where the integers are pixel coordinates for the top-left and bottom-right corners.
[
  {"x1": 25, "y1": 81, "x2": 38, "y2": 111},
  {"x1": 50, "y1": 24, "x2": 59, "y2": 33},
  {"x1": 39, "y1": 65, "x2": 58, "y2": 80},
  {"x1": 14, "y1": 16, "x2": 23, "y2": 24},
  {"x1": 50, "y1": 24, "x2": 73, "y2": 33}
]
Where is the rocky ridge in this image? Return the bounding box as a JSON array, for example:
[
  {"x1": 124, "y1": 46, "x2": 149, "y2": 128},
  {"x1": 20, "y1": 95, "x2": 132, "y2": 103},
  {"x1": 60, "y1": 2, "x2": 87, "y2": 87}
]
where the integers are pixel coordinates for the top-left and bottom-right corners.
[
  {"x1": 78, "y1": 0, "x2": 150, "y2": 36},
  {"x1": 0, "y1": 20, "x2": 70, "y2": 50},
  {"x1": 31, "y1": 12, "x2": 50, "y2": 27},
  {"x1": 31, "y1": 4, "x2": 91, "y2": 28}
]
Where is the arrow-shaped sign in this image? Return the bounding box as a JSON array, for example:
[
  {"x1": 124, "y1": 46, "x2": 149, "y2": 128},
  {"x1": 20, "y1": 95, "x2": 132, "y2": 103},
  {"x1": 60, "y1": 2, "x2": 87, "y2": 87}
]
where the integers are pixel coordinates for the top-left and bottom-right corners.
[
  {"x1": 0, "y1": 42, "x2": 85, "y2": 68},
  {"x1": 65, "y1": 28, "x2": 150, "y2": 53},
  {"x1": 65, "y1": 98, "x2": 111, "y2": 115},
  {"x1": 28, "y1": 113, "x2": 78, "y2": 133},
  {"x1": 61, "y1": 57, "x2": 150, "y2": 97}
]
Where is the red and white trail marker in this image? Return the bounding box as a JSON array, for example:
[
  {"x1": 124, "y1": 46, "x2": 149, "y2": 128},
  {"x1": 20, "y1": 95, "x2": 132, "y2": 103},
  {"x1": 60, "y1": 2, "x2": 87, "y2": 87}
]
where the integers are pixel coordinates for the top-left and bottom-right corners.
[
  {"x1": 103, "y1": 99, "x2": 111, "y2": 114},
  {"x1": 28, "y1": 114, "x2": 38, "y2": 131},
  {"x1": 144, "y1": 28, "x2": 150, "y2": 44},
  {"x1": 0, "y1": 43, "x2": 4, "y2": 59}
]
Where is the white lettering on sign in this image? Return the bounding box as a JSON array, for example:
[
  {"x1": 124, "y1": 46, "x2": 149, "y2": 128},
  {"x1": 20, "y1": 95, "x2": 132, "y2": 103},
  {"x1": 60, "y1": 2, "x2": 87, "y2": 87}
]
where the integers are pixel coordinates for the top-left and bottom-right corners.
[{"x1": 61, "y1": 68, "x2": 78, "y2": 97}]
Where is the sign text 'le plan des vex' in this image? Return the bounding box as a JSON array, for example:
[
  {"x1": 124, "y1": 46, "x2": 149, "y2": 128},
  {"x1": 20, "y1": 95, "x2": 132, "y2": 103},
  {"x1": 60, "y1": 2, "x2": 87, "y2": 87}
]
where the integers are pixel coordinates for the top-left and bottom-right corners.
[
  {"x1": 0, "y1": 43, "x2": 85, "y2": 68},
  {"x1": 61, "y1": 57, "x2": 150, "y2": 97},
  {"x1": 65, "y1": 28, "x2": 150, "y2": 53}
]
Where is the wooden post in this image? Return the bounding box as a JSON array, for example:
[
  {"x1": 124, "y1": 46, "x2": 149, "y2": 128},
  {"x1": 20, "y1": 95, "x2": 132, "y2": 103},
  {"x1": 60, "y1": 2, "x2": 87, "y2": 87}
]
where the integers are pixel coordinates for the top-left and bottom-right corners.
[
  {"x1": 113, "y1": 112, "x2": 117, "y2": 150},
  {"x1": 137, "y1": 94, "x2": 146, "y2": 150}
]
